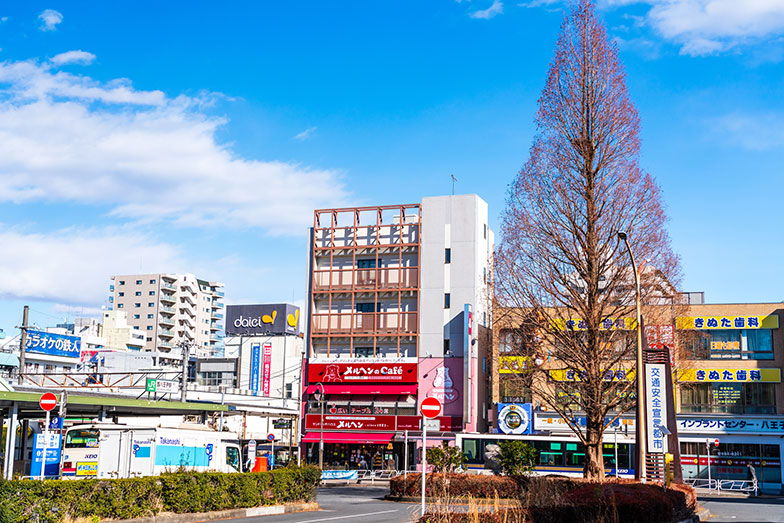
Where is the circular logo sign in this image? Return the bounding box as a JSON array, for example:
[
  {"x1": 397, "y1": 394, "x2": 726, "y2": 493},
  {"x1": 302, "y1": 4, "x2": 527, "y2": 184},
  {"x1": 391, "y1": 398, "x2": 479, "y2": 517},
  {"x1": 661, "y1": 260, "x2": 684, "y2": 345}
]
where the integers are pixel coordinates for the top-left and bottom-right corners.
[
  {"x1": 420, "y1": 397, "x2": 442, "y2": 419},
  {"x1": 498, "y1": 404, "x2": 530, "y2": 435},
  {"x1": 267, "y1": 433, "x2": 275, "y2": 442},
  {"x1": 39, "y1": 392, "x2": 57, "y2": 412}
]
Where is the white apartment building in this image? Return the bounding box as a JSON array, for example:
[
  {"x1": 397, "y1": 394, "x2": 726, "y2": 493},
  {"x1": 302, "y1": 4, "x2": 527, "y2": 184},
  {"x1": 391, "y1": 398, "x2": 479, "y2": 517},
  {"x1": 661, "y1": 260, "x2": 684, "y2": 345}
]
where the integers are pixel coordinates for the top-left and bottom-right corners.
[{"x1": 109, "y1": 273, "x2": 224, "y2": 358}]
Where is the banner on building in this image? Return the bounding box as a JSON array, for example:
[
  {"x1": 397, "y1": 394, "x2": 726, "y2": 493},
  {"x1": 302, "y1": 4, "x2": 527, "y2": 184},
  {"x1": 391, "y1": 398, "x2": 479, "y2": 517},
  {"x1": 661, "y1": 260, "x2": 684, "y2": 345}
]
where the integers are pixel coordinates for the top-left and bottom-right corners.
[
  {"x1": 25, "y1": 331, "x2": 81, "y2": 358},
  {"x1": 676, "y1": 315, "x2": 778, "y2": 330},
  {"x1": 308, "y1": 359, "x2": 418, "y2": 383},
  {"x1": 226, "y1": 303, "x2": 300, "y2": 336},
  {"x1": 250, "y1": 343, "x2": 261, "y2": 395},
  {"x1": 645, "y1": 364, "x2": 667, "y2": 454},
  {"x1": 262, "y1": 342, "x2": 272, "y2": 396},
  {"x1": 497, "y1": 403, "x2": 532, "y2": 434}
]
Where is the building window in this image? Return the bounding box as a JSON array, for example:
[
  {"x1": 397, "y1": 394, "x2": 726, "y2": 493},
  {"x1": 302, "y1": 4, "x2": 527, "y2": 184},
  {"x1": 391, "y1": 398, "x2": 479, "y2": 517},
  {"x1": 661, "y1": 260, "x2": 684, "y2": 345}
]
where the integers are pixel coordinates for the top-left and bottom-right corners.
[
  {"x1": 133, "y1": 314, "x2": 140, "y2": 319},
  {"x1": 146, "y1": 326, "x2": 153, "y2": 331},
  {"x1": 285, "y1": 383, "x2": 293, "y2": 399},
  {"x1": 117, "y1": 303, "x2": 124, "y2": 308},
  {"x1": 150, "y1": 279, "x2": 156, "y2": 284},
  {"x1": 355, "y1": 303, "x2": 377, "y2": 313},
  {"x1": 357, "y1": 259, "x2": 376, "y2": 268},
  {"x1": 136, "y1": 280, "x2": 142, "y2": 285},
  {"x1": 135, "y1": 291, "x2": 142, "y2": 296},
  {"x1": 119, "y1": 280, "x2": 125, "y2": 285},
  {"x1": 680, "y1": 382, "x2": 776, "y2": 414},
  {"x1": 444, "y1": 339, "x2": 450, "y2": 355},
  {"x1": 118, "y1": 292, "x2": 124, "y2": 297},
  {"x1": 684, "y1": 329, "x2": 773, "y2": 360},
  {"x1": 147, "y1": 314, "x2": 154, "y2": 319},
  {"x1": 134, "y1": 303, "x2": 141, "y2": 308},
  {"x1": 354, "y1": 347, "x2": 373, "y2": 358},
  {"x1": 483, "y1": 224, "x2": 487, "y2": 239},
  {"x1": 149, "y1": 290, "x2": 155, "y2": 296},
  {"x1": 146, "y1": 337, "x2": 152, "y2": 342},
  {"x1": 444, "y1": 293, "x2": 451, "y2": 309},
  {"x1": 148, "y1": 302, "x2": 155, "y2": 307},
  {"x1": 445, "y1": 248, "x2": 451, "y2": 263}
]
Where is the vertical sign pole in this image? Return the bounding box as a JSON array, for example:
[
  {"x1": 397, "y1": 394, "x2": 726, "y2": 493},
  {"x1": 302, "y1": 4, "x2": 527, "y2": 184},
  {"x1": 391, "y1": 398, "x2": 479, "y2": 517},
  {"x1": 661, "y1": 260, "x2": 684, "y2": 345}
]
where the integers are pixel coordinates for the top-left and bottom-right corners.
[
  {"x1": 706, "y1": 438, "x2": 711, "y2": 490},
  {"x1": 403, "y1": 430, "x2": 408, "y2": 479},
  {"x1": 40, "y1": 410, "x2": 50, "y2": 480},
  {"x1": 421, "y1": 415, "x2": 427, "y2": 517},
  {"x1": 614, "y1": 426, "x2": 619, "y2": 479}
]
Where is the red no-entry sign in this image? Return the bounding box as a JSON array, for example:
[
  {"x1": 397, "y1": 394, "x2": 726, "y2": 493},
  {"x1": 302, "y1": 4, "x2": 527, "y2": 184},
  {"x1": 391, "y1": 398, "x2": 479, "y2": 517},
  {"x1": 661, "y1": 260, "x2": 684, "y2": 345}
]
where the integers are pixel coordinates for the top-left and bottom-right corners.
[
  {"x1": 420, "y1": 397, "x2": 442, "y2": 419},
  {"x1": 39, "y1": 392, "x2": 57, "y2": 412}
]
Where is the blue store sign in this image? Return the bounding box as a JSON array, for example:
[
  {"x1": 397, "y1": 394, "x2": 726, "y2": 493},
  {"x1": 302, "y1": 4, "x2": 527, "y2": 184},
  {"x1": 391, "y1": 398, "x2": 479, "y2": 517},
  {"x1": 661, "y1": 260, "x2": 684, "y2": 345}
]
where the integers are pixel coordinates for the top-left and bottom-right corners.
[
  {"x1": 31, "y1": 433, "x2": 62, "y2": 477},
  {"x1": 25, "y1": 330, "x2": 81, "y2": 358}
]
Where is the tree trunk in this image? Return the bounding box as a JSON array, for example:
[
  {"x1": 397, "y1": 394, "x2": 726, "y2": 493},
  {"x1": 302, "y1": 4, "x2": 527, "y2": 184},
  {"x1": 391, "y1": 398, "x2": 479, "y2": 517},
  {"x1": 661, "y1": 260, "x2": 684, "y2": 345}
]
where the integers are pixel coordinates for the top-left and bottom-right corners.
[{"x1": 584, "y1": 416, "x2": 605, "y2": 481}]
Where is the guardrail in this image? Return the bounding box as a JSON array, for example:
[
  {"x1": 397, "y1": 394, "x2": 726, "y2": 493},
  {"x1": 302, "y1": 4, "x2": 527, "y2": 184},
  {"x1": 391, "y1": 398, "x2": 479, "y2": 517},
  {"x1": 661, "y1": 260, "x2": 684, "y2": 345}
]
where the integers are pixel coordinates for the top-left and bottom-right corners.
[{"x1": 684, "y1": 478, "x2": 758, "y2": 496}]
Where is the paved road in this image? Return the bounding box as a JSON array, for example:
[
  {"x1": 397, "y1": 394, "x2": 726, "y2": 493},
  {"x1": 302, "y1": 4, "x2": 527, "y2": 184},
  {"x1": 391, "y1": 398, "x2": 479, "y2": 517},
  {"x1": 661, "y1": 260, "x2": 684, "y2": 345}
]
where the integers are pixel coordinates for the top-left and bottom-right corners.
[
  {"x1": 221, "y1": 485, "x2": 417, "y2": 523},
  {"x1": 700, "y1": 495, "x2": 784, "y2": 522}
]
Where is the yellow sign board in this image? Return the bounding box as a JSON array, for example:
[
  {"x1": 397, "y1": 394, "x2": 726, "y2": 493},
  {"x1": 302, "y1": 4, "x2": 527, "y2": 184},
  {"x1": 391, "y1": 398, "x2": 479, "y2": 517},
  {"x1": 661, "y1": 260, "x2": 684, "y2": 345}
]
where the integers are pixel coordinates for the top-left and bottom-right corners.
[
  {"x1": 549, "y1": 369, "x2": 636, "y2": 381},
  {"x1": 551, "y1": 317, "x2": 636, "y2": 331},
  {"x1": 678, "y1": 368, "x2": 780, "y2": 383},
  {"x1": 499, "y1": 356, "x2": 532, "y2": 374},
  {"x1": 676, "y1": 315, "x2": 778, "y2": 330}
]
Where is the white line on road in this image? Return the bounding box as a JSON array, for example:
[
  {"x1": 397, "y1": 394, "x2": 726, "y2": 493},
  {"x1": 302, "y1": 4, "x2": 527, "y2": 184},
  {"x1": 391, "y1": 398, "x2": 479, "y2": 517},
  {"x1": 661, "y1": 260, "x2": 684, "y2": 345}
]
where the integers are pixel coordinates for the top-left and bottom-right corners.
[{"x1": 291, "y1": 509, "x2": 401, "y2": 523}]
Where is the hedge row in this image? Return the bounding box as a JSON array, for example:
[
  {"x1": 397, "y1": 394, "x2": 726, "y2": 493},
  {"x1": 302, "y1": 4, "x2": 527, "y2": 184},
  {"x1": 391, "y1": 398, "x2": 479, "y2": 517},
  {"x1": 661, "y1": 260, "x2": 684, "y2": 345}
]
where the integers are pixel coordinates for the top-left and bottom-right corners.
[
  {"x1": 0, "y1": 466, "x2": 321, "y2": 523},
  {"x1": 397, "y1": 474, "x2": 697, "y2": 523}
]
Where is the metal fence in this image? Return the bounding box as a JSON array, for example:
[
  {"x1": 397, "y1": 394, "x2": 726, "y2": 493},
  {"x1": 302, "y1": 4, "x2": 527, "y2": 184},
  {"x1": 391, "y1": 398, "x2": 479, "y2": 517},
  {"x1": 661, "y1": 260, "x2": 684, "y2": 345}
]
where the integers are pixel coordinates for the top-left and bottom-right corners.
[{"x1": 684, "y1": 477, "x2": 758, "y2": 496}]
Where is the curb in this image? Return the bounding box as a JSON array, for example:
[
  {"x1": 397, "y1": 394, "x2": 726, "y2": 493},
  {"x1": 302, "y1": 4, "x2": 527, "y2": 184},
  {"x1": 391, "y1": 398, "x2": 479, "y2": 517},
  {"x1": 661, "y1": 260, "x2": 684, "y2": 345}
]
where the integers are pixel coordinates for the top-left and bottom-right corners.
[
  {"x1": 384, "y1": 495, "x2": 518, "y2": 505},
  {"x1": 109, "y1": 502, "x2": 320, "y2": 523}
]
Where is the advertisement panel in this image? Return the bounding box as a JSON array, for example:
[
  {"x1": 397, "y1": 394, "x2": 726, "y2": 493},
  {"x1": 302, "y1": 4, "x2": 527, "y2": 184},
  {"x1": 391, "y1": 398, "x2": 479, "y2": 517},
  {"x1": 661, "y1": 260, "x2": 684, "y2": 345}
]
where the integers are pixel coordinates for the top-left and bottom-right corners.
[
  {"x1": 418, "y1": 357, "x2": 463, "y2": 417},
  {"x1": 261, "y1": 342, "x2": 272, "y2": 396},
  {"x1": 226, "y1": 304, "x2": 300, "y2": 336},
  {"x1": 678, "y1": 368, "x2": 780, "y2": 383},
  {"x1": 497, "y1": 403, "x2": 533, "y2": 434},
  {"x1": 25, "y1": 330, "x2": 81, "y2": 358},
  {"x1": 308, "y1": 359, "x2": 418, "y2": 383},
  {"x1": 676, "y1": 315, "x2": 778, "y2": 330},
  {"x1": 305, "y1": 414, "x2": 463, "y2": 432},
  {"x1": 31, "y1": 433, "x2": 62, "y2": 477}
]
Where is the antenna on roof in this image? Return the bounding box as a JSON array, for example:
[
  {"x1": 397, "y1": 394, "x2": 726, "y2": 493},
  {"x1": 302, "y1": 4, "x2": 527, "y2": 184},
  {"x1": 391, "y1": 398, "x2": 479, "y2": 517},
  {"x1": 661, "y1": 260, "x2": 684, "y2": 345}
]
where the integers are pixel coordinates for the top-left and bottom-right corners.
[{"x1": 451, "y1": 174, "x2": 457, "y2": 195}]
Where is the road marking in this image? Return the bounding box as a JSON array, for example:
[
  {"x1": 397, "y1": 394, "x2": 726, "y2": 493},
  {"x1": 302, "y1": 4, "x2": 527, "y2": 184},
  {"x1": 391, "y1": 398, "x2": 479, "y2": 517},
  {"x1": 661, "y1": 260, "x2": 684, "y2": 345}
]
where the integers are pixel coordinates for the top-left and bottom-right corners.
[{"x1": 293, "y1": 509, "x2": 400, "y2": 522}]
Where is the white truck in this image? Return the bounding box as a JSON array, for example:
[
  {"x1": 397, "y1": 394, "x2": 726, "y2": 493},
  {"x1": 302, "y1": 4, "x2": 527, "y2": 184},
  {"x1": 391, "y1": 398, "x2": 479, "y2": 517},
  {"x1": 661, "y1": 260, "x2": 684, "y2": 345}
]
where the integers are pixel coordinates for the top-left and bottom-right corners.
[{"x1": 62, "y1": 423, "x2": 242, "y2": 479}]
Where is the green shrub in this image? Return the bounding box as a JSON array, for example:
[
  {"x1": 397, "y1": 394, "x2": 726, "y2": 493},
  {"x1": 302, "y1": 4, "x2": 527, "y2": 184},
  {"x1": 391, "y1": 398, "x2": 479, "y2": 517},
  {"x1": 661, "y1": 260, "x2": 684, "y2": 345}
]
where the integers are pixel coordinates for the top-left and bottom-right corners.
[
  {"x1": 497, "y1": 440, "x2": 537, "y2": 476},
  {"x1": 0, "y1": 466, "x2": 320, "y2": 523},
  {"x1": 426, "y1": 442, "x2": 467, "y2": 473}
]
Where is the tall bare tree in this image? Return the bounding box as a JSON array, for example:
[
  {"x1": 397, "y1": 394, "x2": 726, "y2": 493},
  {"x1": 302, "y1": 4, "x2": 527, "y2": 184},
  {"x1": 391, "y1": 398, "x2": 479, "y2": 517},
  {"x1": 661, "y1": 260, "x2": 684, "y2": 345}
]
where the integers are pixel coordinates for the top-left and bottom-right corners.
[{"x1": 495, "y1": 0, "x2": 680, "y2": 480}]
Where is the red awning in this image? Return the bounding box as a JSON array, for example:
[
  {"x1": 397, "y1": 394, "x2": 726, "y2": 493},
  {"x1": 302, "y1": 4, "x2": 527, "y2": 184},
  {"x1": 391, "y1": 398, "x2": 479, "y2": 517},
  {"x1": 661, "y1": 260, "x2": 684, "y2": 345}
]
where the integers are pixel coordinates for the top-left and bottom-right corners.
[
  {"x1": 305, "y1": 383, "x2": 417, "y2": 395},
  {"x1": 301, "y1": 432, "x2": 395, "y2": 444}
]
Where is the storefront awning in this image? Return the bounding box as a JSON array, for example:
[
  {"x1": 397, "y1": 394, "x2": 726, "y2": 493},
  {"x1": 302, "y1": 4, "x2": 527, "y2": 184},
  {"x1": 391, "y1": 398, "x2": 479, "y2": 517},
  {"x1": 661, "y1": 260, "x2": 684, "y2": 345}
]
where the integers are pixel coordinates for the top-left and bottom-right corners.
[
  {"x1": 301, "y1": 432, "x2": 395, "y2": 444},
  {"x1": 305, "y1": 384, "x2": 417, "y2": 395}
]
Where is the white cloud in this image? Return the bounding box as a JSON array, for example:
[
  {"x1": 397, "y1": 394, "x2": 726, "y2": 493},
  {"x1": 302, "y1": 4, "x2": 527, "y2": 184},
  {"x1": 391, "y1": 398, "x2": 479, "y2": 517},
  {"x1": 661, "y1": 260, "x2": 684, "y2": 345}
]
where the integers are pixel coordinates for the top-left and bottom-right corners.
[
  {"x1": 0, "y1": 59, "x2": 349, "y2": 235},
  {"x1": 38, "y1": 9, "x2": 63, "y2": 31},
  {"x1": 294, "y1": 126, "x2": 317, "y2": 141},
  {"x1": 50, "y1": 50, "x2": 96, "y2": 66},
  {"x1": 471, "y1": 0, "x2": 504, "y2": 19},
  {"x1": 0, "y1": 225, "x2": 185, "y2": 304},
  {"x1": 715, "y1": 112, "x2": 784, "y2": 150}
]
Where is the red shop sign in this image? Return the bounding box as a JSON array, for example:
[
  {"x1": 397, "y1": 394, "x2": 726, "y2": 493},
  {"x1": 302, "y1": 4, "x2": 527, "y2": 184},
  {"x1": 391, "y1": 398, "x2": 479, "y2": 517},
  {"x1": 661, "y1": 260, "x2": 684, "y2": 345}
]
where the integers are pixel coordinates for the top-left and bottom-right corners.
[
  {"x1": 306, "y1": 414, "x2": 396, "y2": 431},
  {"x1": 308, "y1": 362, "x2": 418, "y2": 383}
]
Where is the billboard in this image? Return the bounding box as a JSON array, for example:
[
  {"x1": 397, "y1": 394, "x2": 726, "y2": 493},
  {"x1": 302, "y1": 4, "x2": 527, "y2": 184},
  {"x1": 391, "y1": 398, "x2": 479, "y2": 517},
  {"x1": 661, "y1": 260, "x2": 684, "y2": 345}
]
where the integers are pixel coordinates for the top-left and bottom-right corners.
[
  {"x1": 25, "y1": 330, "x2": 81, "y2": 358},
  {"x1": 418, "y1": 357, "x2": 463, "y2": 417},
  {"x1": 497, "y1": 403, "x2": 533, "y2": 435},
  {"x1": 226, "y1": 304, "x2": 300, "y2": 336}
]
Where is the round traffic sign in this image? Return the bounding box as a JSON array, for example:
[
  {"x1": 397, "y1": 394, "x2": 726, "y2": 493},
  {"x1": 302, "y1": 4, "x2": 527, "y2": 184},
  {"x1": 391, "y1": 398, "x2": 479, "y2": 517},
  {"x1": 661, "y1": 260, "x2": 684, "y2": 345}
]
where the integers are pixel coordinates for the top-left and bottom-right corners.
[
  {"x1": 420, "y1": 397, "x2": 442, "y2": 419},
  {"x1": 267, "y1": 433, "x2": 275, "y2": 442},
  {"x1": 39, "y1": 392, "x2": 57, "y2": 412}
]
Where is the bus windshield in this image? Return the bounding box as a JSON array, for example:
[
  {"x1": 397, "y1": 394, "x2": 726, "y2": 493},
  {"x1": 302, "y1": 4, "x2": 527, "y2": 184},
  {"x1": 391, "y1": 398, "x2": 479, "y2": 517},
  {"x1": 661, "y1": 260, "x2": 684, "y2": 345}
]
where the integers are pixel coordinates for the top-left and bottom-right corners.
[{"x1": 65, "y1": 429, "x2": 99, "y2": 448}]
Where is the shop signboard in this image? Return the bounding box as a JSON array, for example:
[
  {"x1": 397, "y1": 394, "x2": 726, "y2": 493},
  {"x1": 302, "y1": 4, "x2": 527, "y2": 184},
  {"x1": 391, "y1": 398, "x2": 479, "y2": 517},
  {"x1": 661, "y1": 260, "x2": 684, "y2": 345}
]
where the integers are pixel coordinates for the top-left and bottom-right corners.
[
  {"x1": 322, "y1": 470, "x2": 358, "y2": 480},
  {"x1": 645, "y1": 364, "x2": 667, "y2": 453},
  {"x1": 552, "y1": 318, "x2": 636, "y2": 331},
  {"x1": 677, "y1": 416, "x2": 784, "y2": 434},
  {"x1": 418, "y1": 357, "x2": 463, "y2": 416},
  {"x1": 31, "y1": 433, "x2": 61, "y2": 477},
  {"x1": 305, "y1": 414, "x2": 463, "y2": 432},
  {"x1": 497, "y1": 403, "x2": 533, "y2": 435},
  {"x1": 273, "y1": 418, "x2": 291, "y2": 429},
  {"x1": 226, "y1": 303, "x2": 300, "y2": 336},
  {"x1": 250, "y1": 343, "x2": 261, "y2": 395},
  {"x1": 676, "y1": 315, "x2": 778, "y2": 330},
  {"x1": 534, "y1": 412, "x2": 635, "y2": 433},
  {"x1": 678, "y1": 368, "x2": 780, "y2": 383},
  {"x1": 308, "y1": 358, "x2": 417, "y2": 383},
  {"x1": 261, "y1": 342, "x2": 272, "y2": 396},
  {"x1": 25, "y1": 330, "x2": 81, "y2": 358}
]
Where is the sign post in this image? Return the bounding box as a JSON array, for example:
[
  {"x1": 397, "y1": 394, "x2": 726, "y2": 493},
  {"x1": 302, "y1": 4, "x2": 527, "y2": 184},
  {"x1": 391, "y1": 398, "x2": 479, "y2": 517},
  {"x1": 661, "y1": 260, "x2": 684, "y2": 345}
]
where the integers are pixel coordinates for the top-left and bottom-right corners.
[
  {"x1": 268, "y1": 433, "x2": 275, "y2": 470},
  {"x1": 38, "y1": 392, "x2": 57, "y2": 480},
  {"x1": 248, "y1": 439, "x2": 257, "y2": 471},
  {"x1": 419, "y1": 397, "x2": 442, "y2": 517}
]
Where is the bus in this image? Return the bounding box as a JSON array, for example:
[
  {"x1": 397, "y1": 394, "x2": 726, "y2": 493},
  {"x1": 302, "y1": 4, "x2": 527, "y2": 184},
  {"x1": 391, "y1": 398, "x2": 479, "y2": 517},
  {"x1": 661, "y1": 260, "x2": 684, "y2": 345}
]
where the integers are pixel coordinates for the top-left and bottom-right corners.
[{"x1": 456, "y1": 432, "x2": 637, "y2": 477}]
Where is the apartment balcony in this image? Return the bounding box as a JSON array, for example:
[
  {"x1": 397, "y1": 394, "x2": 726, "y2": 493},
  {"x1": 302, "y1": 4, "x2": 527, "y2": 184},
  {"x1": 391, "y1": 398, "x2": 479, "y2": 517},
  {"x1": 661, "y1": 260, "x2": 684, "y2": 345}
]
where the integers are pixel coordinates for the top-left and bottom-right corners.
[
  {"x1": 179, "y1": 316, "x2": 194, "y2": 327},
  {"x1": 159, "y1": 316, "x2": 175, "y2": 326},
  {"x1": 214, "y1": 290, "x2": 225, "y2": 297},
  {"x1": 179, "y1": 306, "x2": 195, "y2": 317},
  {"x1": 162, "y1": 282, "x2": 176, "y2": 291},
  {"x1": 312, "y1": 266, "x2": 418, "y2": 292},
  {"x1": 209, "y1": 323, "x2": 222, "y2": 332},
  {"x1": 212, "y1": 302, "x2": 224, "y2": 309},
  {"x1": 160, "y1": 294, "x2": 176, "y2": 304},
  {"x1": 159, "y1": 329, "x2": 174, "y2": 338},
  {"x1": 211, "y1": 312, "x2": 224, "y2": 319},
  {"x1": 158, "y1": 341, "x2": 174, "y2": 349},
  {"x1": 160, "y1": 306, "x2": 175, "y2": 314},
  {"x1": 210, "y1": 334, "x2": 222, "y2": 341},
  {"x1": 181, "y1": 294, "x2": 196, "y2": 305},
  {"x1": 310, "y1": 311, "x2": 418, "y2": 336}
]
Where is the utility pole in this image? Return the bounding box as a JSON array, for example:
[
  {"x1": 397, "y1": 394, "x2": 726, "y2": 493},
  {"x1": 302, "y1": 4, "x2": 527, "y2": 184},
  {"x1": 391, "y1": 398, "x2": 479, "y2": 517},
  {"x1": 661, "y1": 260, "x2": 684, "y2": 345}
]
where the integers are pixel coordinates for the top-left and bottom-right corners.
[
  {"x1": 18, "y1": 305, "x2": 29, "y2": 385},
  {"x1": 180, "y1": 343, "x2": 190, "y2": 402}
]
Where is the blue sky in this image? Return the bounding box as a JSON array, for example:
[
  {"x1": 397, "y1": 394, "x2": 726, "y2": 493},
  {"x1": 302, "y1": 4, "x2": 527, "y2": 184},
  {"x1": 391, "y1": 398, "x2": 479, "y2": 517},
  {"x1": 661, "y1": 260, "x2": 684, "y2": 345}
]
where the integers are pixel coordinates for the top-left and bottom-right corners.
[{"x1": 2, "y1": 0, "x2": 784, "y2": 338}]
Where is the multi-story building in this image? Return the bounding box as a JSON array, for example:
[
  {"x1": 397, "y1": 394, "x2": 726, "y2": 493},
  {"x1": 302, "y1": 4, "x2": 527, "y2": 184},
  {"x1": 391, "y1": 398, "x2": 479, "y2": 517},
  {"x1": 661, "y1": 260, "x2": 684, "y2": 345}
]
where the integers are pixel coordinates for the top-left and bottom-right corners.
[
  {"x1": 301, "y1": 195, "x2": 493, "y2": 471},
  {"x1": 109, "y1": 273, "x2": 224, "y2": 358},
  {"x1": 487, "y1": 300, "x2": 784, "y2": 494}
]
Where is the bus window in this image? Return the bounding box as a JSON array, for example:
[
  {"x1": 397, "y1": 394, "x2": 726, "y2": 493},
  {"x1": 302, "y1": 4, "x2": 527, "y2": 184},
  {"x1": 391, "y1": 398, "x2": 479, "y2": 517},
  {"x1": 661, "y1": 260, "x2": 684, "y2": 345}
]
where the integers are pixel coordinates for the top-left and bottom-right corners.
[
  {"x1": 464, "y1": 439, "x2": 480, "y2": 463},
  {"x1": 565, "y1": 442, "x2": 585, "y2": 467},
  {"x1": 226, "y1": 446, "x2": 241, "y2": 472},
  {"x1": 65, "y1": 429, "x2": 99, "y2": 448}
]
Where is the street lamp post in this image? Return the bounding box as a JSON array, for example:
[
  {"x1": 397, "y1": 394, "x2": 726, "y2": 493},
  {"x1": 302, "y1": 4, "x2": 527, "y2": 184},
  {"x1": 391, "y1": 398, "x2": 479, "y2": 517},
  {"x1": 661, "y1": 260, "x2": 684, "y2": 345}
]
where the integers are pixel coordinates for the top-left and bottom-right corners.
[
  {"x1": 618, "y1": 231, "x2": 646, "y2": 483},
  {"x1": 313, "y1": 383, "x2": 325, "y2": 470}
]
